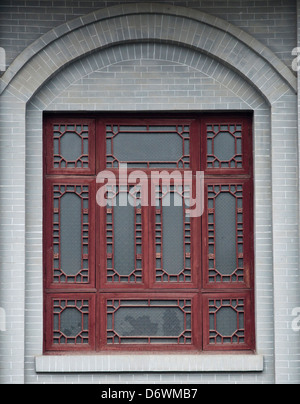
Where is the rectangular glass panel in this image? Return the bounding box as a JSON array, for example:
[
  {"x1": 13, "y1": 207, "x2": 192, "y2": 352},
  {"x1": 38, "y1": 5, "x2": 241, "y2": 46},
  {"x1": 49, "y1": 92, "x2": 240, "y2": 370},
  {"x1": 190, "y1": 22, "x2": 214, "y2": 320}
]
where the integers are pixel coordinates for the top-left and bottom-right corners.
[
  {"x1": 106, "y1": 186, "x2": 143, "y2": 283},
  {"x1": 60, "y1": 192, "x2": 82, "y2": 274},
  {"x1": 113, "y1": 199, "x2": 135, "y2": 280},
  {"x1": 106, "y1": 124, "x2": 190, "y2": 168},
  {"x1": 206, "y1": 123, "x2": 243, "y2": 169},
  {"x1": 162, "y1": 198, "x2": 184, "y2": 276},
  {"x1": 215, "y1": 192, "x2": 237, "y2": 274},
  {"x1": 53, "y1": 185, "x2": 89, "y2": 284},
  {"x1": 107, "y1": 299, "x2": 192, "y2": 345},
  {"x1": 155, "y1": 187, "x2": 191, "y2": 283}
]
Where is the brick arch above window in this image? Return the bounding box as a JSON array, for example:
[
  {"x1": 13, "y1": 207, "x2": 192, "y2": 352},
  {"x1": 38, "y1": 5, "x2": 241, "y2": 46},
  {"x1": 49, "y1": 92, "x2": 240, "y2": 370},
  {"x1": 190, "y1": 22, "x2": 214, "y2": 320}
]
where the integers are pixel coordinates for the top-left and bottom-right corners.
[
  {"x1": 0, "y1": 3, "x2": 296, "y2": 105},
  {"x1": 29, "y1": 43, "x2": 266, "y2": 113}
]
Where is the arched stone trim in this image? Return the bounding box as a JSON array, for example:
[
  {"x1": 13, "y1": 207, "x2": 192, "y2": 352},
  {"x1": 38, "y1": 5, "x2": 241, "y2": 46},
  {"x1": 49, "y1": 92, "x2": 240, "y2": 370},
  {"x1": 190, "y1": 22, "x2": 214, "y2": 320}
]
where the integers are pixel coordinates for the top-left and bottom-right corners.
[
  {"x1": 0, "y1": 3, "x2": 296, "y2": 104},
  {"x1": 29, "y1": 43, "x2": 267, "y2": 112}
]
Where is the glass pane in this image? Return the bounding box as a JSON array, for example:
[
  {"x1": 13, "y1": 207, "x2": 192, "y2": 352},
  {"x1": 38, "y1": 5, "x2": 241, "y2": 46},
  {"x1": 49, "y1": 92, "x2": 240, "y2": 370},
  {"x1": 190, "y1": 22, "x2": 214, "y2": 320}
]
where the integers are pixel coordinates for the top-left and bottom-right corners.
[
  {"x1": 216, "y1": 307, "x2": 237, "y2": 336},
  {"x1": 214, "y1": 131, "x2": 235, "y2": 162},
  {"x1": 60, "y1": 130, "x2": 82, "y2": 162},
  {"x1": 60, "y1": 307, "x2": 82, "y2": 337},
  {"x1": 114, "y1": 307, "x2": 184, "y2": 337},
  {"x1": 162, "y1": 193, "x2": 184, "y2": 276},
  {"x1": 215, "y1": 192, "x2": 237, "y2": 275},
  {"x1": 60, "y1": 192, "x2": 82, "y2": 276},
  {"x1": 107, "y1": 189, "x2": 143, "y2": 283},
  {"x1": 114, "y1": 132, "x2": 182, "y2": 162},
  {"x1": 114, "y1": 198, "x2": 135, "y2": 277},
  {"x1": 107, "y1": 299, "x2": 192, "y2": 345}
]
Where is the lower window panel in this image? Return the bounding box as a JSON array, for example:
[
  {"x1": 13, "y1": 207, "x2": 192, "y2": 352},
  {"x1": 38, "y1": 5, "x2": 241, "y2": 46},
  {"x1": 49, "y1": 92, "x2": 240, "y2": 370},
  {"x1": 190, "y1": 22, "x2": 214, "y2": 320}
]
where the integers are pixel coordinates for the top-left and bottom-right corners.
[
  {"x1": 106, "y1": 297, "x2": 193, "y2": 346},
  {"x1": 203, "y1": 292, "x2": 254, "y2": 351},
  {"x1": 45, "y1": 293, "x2": 254, "y2": 352},
  {"x1": 45, "y1": 294, "x2": 95, "y2": 352}
]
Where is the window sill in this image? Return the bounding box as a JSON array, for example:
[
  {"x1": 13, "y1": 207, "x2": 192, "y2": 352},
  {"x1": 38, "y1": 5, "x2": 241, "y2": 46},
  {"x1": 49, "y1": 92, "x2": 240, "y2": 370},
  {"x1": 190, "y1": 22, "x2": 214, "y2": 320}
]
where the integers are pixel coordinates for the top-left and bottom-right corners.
[{"x1": 35, "y1": 353, "x2": 264, "y2": 373}]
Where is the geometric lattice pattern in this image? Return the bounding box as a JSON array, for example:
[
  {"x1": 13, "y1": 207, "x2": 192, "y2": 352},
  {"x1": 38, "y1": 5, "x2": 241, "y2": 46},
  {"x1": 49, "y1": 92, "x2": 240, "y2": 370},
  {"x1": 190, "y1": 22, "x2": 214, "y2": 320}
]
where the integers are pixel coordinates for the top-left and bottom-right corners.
[
  {"x1": 207, "y1": 184, "x2": 244, "y2": 284},
  {"x1": 106, "y1": 299, "x2": 192, "y2": 346},
  {"x1": 53, "y1": 123, "x2": 89, "y2": 169},
  {"x1": 52, "y1": 184, "x2": 90, "y2": 284},
  {"x1": 44, "y1": 114, "x2": 254, "y2": 353},
  {"x1": 208, "y1": 297, "x2": 245, "y2": 346},
  {"x1": 106, "y1": 185, "x2": 143, "y2": 284},
  {"x1": 154, "y1": 185, "x2": 192, "y2": 283},
  {"x1": 206, "y1": 123, "x2": 243, "y2": 169},
  {"x1": 52, "y1": 298, "x2": 90, "y2": 346},
  {"x1": 106, "y1": 123, "x2": 190, "y2": 169}
]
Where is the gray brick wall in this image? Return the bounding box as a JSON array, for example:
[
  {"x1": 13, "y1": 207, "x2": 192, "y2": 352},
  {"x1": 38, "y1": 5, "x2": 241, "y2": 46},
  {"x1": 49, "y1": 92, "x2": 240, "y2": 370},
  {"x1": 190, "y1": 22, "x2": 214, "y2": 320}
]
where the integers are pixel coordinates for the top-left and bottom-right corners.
[
  {"x1": 25, "y1": 44, "x2": 274, "y2": 383},
  {"x1": 0, "y1": 0, "x2": 297, "y2": 70}
]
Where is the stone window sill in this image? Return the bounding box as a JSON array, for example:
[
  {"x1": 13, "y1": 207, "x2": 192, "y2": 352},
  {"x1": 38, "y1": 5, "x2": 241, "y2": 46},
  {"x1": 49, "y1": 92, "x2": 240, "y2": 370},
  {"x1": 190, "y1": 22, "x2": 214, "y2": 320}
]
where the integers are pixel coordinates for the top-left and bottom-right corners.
[{"x1": 35, "y1": 353, "x2": 264, "y2": 373}]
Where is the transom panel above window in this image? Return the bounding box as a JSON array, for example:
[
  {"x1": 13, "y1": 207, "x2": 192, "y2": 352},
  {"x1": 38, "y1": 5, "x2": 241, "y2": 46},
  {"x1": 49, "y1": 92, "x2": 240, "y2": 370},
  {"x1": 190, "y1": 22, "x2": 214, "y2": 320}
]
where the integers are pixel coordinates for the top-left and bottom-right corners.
[{"x1": 105, "y1": 122, "x2": 192, "y2": 169}]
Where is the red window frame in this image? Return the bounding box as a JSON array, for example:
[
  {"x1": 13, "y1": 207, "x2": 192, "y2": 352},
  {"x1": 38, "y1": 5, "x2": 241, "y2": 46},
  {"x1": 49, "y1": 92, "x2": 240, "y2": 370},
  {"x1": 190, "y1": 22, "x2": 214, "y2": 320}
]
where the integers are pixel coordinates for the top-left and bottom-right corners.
[
  {"x1": 202, "y1": 291, "x2": 255, "y2": 351},
  {"x1": 44, "y1": 294, "x2": 96, "y2": 352},
  {"x1": 43, "y1": 113, "x2": 255, "y2": 354},
  {"x1": 98, "y1": 293, "x2": 201, "y2": 352},
  {"x1": 200, "y1": 116, "x2": 252, "y2": 176},
  {"x1": 44, "y1": 178, "x2": 96, "y2": 290},
  {"x1": 202, "y1": 178, "x2": 254, "y2": 289},
  {"x1": 45, "y1": 118, "x2": 96, "y2": 176}
]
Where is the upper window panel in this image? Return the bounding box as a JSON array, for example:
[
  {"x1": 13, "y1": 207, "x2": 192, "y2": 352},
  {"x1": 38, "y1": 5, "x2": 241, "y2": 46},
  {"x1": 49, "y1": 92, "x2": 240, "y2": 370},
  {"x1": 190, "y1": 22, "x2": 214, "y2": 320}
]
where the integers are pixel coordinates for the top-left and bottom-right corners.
[
  {"x1": 45, "y1": 118, "x2": 96, "y2": 175},
  {"x1": 105, "y1": 121, "x2": 192, "y2": 169},
  {"x1": 201, "y1": 116, "x2": 252, "y2": 175}
]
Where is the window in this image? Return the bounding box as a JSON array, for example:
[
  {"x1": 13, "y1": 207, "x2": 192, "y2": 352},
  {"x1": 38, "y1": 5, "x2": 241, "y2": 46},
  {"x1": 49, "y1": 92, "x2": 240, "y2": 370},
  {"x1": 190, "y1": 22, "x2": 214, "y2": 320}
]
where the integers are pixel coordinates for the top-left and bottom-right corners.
[{"x1": 44, "y1": 114, "x2": 254, "y2": 353}]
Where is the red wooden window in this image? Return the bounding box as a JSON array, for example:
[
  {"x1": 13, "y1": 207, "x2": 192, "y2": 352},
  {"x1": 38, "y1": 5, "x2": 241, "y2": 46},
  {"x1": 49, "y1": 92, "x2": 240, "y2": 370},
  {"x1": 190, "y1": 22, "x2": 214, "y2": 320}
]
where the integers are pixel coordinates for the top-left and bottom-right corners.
[
  {"x1": 101, "y1": 184, "x2": 146, "y2": 285},
  {"x1": 44, "y1": 113, "x2": 254, "y2": 353},
  {"x1": 203, "y1": 179, "x2": 253, "y2": 289},
  {"x1": 44, "y1": 178, "x2": 96, "y2": 289}
]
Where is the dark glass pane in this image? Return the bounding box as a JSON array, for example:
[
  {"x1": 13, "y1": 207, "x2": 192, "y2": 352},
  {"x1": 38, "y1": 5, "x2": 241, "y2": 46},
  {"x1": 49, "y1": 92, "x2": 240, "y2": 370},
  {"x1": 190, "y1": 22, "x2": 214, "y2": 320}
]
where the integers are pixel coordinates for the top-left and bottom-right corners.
[
  {"x1": 162, "y1": 193, "x2": 184, "y2": 275},
  {"x1": 113, "y1": 131, "x2": 182, "y2": 163},
  {"x1": 216, "y1": 307, "x2": 237, "y2": 336},
  {"x1": 60, "y1": 307, "x2": 82, "y2": 337},
  {"x1": 206, "y1": 123, "x2": 243, "y2": 169},
  {"x1": 215, "y1": 192, "x2": 236, "y2": 275},
  {"x1": 52, "y1": 299, "x2": 90, "y2": 346},
  {"x1": 214, "y1": 131, "x2": 235, "y2": 162},
  {"x1": 60, "y1": 130, "x2": 82, "y2": 162},
  {"x1": 114, "y1": 307, "x2": 184, "y2": 338},
  {"x1": 208, "y1": 298, "x2": 246, "y2": 346},
  {"x1": 52, "y1": 123, "x2": 91, "y2": 170},
  {"x1": 60, "y1": 192, "x2": 82, "y2": 275},
  {"x1": 114, "y1": 194, "x2": 135, "y2": 276},
  {"x1": 107, "y1": 299, "x2": 192, "y2": 345}
]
